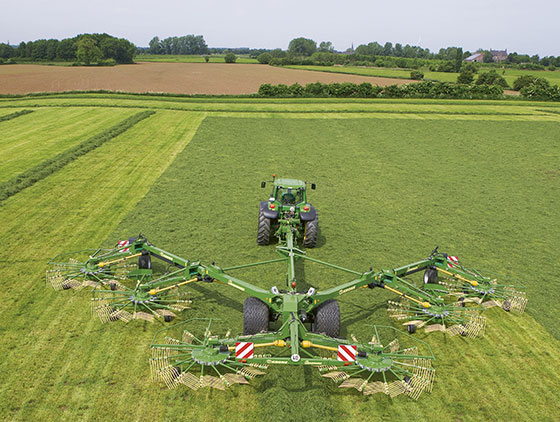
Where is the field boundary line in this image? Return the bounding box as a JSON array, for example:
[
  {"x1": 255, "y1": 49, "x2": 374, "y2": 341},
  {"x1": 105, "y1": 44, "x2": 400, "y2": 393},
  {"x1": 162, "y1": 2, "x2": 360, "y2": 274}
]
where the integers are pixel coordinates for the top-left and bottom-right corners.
[
  {"x1": 0, "y1": 110, "x2": 155, "y2": 204},
  {"x1": 0, "y1": 109, "x2": 34, "y2": 122},
  {"x1": 0, "y1": 103, "x2": 545, "y2": 117}
]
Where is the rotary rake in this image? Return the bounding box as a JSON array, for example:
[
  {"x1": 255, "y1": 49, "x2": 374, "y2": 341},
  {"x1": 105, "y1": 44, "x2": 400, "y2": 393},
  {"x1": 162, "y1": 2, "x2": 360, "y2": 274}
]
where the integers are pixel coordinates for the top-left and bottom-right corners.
[{"x1": 46, "y1": 176, "x2": 527, "y2": 400}]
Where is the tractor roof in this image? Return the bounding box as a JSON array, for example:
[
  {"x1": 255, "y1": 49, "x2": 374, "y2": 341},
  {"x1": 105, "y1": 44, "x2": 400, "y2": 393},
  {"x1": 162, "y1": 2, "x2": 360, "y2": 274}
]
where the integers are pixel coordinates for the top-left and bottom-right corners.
[{"x1": 273, "y1": 178, "x2": 306, "y2": 189}]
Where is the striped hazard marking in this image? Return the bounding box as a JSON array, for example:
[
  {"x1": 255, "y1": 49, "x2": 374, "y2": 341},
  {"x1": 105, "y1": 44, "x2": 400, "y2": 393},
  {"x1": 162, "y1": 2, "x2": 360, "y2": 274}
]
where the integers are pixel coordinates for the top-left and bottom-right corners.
[
  {"x1": 447, "y1": 256, "x2": 459, "y2": 268},
  {"x1": 337, "y1": 345, "x2": 357, "y2": 362},
  {"x1": 117, "y1": 240, "x2": 130, "y2": 252},
  {"x1": 235, "y1": 342, "x2": 254, "y2": 360}
]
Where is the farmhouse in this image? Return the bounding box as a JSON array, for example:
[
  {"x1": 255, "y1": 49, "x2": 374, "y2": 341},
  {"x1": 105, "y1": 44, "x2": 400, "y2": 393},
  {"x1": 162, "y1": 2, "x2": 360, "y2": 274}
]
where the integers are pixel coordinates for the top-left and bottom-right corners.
[
  {"x1": 465, "y1": 49, "x2": 508, "y2": 63},
  {"x1": 465, "y1": 52, "x2": 484, "y2": 62}
]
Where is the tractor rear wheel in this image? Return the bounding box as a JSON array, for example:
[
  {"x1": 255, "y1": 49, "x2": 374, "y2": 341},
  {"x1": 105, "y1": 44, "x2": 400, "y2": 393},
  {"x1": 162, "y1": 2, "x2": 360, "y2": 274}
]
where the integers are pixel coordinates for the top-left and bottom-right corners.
[
  {"x1": 313, "y1": 299, "x2": 340, "y2": 338},
  {"x1": 303, "y1": 218, "x2": 318, "y2": 248},
  {"x1": 243, "y1": 297, "x2": 269, "y2": 335},
  {"x1": 423, "y1": 268, "x2": 437, "y2": 284},
  {"x1": 257, "y1": 210, "x2": 271, "y2": 245}
]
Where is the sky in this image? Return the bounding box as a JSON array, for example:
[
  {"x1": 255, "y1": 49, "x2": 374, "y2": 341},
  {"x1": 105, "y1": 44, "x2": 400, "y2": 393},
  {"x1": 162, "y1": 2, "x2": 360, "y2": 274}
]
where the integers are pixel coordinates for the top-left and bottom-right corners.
[{"x1": 2, "y1": 0, "x2": 559, "y2": 57}]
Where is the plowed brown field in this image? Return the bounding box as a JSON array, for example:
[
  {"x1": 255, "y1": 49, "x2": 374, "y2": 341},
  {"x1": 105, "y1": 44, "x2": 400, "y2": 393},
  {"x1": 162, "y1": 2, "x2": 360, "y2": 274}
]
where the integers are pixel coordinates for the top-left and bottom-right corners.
[{"x1": 0, "y1": 62, "x2": 413, "y2": 95}]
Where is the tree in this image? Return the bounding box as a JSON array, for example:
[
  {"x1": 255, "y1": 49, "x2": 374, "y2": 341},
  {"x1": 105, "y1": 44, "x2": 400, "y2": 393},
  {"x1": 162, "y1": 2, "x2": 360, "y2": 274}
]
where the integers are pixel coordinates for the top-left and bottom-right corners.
[
  {"x1": 204, "y1": 55, "x2": 210, "y2": 63},
  {"x1": 0, "y1": 43, "x2": 13, "y2": 59},
  {"x1": 148, "y1": 36, "x2": 162, "y2": 54},
  {"x1": 224, "y1": 52, "x2": 237, "y2": 63},
  {"x1": 383, "y1": 42, "x2": 393, "y2": 56},
  {"x1": 288, "y1": 37, "x2": 317, "y2": 56},
  {"x1": 513, "y1": 75, "x2": 548, "y2": 91},
  {"x1": 394, "y1": 43, "x2": 403, "y2": 57},
  {"x1": 56, "y1": 38, "x2": 77, "y2": 60},
  {"x1": 454, "y1": 47, "x2": 463, "y2": 72},
  {"x1": 257, "y1": 52, "x2": 272, "y2": 64},
  {"x1": 483, "y1": 51, "x2": 494, "y2": 63},
  {"x1": 318, "y1": 41, "x2": 333, "y2": 52},
  {"x1": 76, "y1": 36, "x2": 102, "y2": 65}
]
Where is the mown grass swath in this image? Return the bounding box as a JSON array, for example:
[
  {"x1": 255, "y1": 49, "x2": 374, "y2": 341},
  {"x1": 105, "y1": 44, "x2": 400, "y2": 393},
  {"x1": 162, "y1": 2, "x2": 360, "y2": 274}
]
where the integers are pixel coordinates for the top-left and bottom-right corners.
[
  {"x1": 0, "y1": 109, "x2": 33, "y2": 122},
  {"x1": 0, "y1": 110, "x2": 155, "y2": 203}
]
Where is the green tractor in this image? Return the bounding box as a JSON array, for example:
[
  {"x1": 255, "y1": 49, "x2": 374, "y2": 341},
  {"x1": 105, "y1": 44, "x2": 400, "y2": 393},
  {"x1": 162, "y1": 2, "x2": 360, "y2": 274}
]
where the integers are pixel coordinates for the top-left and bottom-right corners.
[{"x1": 258, "y1": 175, "x2": 318, "y2": 248}]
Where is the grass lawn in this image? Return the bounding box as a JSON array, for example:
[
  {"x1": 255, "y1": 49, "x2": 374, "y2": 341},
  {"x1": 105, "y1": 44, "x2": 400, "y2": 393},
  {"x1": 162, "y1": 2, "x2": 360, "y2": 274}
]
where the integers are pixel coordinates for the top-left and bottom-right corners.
[
  {"x1": 286, "y1": 65, "x2": 560, "y2": 88},
  {"x1": 0, "y1": 94, "x2": 558, "y2": 421}
]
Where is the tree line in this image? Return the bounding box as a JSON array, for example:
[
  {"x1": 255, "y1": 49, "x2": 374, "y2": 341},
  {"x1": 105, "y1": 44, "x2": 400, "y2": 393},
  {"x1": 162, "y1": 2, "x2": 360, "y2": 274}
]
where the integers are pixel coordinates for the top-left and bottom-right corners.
[
  {"x1": 148, "y1": 35, "x2": 208, "y2": 55},
  {"x1": 0, "y1": 34, "x2": 136, "y2": 64}
]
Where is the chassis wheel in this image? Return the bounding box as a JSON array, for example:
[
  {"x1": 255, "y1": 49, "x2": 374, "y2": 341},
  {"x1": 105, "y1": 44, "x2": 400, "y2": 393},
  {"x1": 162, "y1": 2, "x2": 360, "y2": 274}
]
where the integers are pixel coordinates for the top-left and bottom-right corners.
[
  {"x1": 243, "y1": 297, "x2": 269, "y2": 335},
  {"x1": 303, "y1": 217, "x2": 318, "y2": 248},
  {"x1": 423, "y1": 268, "x2": 437, "y2": 284},
  {"x1": 257, "y1": 209, "x2": 271, "y2": 245},
  {"x1": 139, "y1": 254, "x2": 151, "y2": 269},
  {"x1": 313, "y1": 299, "x2": 340, "y2": 338}
]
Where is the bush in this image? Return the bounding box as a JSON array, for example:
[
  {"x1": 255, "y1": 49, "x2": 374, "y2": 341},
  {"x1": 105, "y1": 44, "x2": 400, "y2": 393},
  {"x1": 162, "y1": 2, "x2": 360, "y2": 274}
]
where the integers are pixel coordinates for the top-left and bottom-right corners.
[
  {"x1": 513, "y1": 75, "x2": 546, "y2": 91},
  {"x1": 224, "y1": 52, "x2": 237, "y2": 63},
  {"x1": 410, "y1": 70, "x2": 424, "y2": 80},
  {"x1": 520, "y1": 78, "x2": 560, "y2": 101},
  {"x1": 204, "y1": 55, "x2": 210, "y2": 63},
  {"x1": 549, "y1": 65, "x2": 556, "y2": 71},
  {"x1": 98, "y1": 58, "x2": 117, "y2": 66},
  {"x1": 257, "y1": 52, "x2": 272, "y2": 64},
  {"x1": 476, "y1": 70, "x2": 509, "y2": 88},
  {"x1": 457, "y1": 70, "x2": 475, "y2": 84}
]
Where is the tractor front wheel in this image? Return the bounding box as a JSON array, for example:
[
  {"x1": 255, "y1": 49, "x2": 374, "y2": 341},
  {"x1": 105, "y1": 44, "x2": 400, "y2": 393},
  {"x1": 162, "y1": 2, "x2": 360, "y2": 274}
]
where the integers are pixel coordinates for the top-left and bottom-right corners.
[
  {"x1": 303, "y1": 218, "x2": 318, "y2": 248},
  {"x1": 243, "y1": 297, "x2": 269, "y2": 335},
  {"x1": 257, "y1": 210, "x2": 271, "y2": 245},
  {"x1": 313, "y1": 299, "x2": 340, "y2": 338}
]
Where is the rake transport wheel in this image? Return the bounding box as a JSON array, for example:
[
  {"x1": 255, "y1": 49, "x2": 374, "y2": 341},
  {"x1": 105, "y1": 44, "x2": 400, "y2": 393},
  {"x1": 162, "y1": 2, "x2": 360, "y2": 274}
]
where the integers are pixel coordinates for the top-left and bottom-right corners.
[
  {"x1": 257, "y1": 209, "x2": 271, "y2": 245},
  {"x1": 303, "y1": 217, "x2": 318, "y2": 248},
  {"x1": 138, "y1": 253, "x2": 151, "y2": 269},
  {"x1": 243, "y1": 297, "x2": 269, "y2": 335},
  {"x1": 313, "y1": 299, "x2": 340, "y2": 338}
]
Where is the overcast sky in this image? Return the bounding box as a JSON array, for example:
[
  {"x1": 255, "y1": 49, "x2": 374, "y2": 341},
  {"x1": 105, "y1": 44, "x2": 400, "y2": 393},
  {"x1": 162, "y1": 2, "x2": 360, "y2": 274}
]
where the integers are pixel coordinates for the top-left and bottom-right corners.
[{"x1": 2, "y1": 0, "x2": 559, "y2": 56}]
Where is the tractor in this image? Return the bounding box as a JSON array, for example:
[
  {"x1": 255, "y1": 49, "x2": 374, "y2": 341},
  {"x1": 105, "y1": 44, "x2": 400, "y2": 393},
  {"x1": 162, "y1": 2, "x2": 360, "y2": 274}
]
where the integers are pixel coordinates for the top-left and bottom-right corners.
[{"x1": 257, "y1": 175, "x2": 318, "y2": 248}]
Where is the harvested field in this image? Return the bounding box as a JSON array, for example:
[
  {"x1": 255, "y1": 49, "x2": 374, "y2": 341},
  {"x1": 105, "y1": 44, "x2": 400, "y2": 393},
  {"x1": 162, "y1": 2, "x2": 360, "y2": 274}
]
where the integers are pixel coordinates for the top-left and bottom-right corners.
[{"x1": 0, "y1": 62, "x2": 413, "y2": 95}]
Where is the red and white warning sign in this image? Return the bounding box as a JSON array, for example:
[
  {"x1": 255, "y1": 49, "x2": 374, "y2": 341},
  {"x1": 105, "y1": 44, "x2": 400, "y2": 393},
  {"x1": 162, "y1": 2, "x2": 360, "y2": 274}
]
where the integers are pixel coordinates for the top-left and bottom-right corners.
[
  {"x1": 447, "y1": 256, "x2": 459, "y2": 268},
  {"x1": 117, "y1": 240, "x2": 130, "y2": 252},
  {"x1": 235, "y1": 342, "x2": 254, "y2": 360},
  {"x1": 337, "y1": 344, "x2": 357, "y2": 362}
]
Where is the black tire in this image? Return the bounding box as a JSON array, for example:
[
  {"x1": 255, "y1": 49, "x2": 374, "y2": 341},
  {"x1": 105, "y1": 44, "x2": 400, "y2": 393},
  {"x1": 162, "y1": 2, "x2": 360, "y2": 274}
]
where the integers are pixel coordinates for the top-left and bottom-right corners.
[
  {"x1": 314, "y1": 299, "x2": 340, "y2": 338},
  {"x1": 502, "y1": 300, "x2": 511, "y2": 312},
  {"x1": 139, "y1": 254, "x2": 151, "y2": 269},
  {"x1": 257, "y1": 209, "x2": 271, "y2": 245},
  {"x1": 303, "y1": 218, "x2": 318, "y2": 248},
  {"x1": 243, "y1": 297, "x2": 269, "y2": 335},
  {"x1": 110, "y1": 282, "x2": 117, "y2": 291},
  {"x1": 423, "y1": 268, "x2": 438, "y2": 284},
  {"x1": 164, "y1": 315, "x2": 173, "y2": 322},
  {"x1": 407, "y1": 324, "x2": 417, "y2": 334}
]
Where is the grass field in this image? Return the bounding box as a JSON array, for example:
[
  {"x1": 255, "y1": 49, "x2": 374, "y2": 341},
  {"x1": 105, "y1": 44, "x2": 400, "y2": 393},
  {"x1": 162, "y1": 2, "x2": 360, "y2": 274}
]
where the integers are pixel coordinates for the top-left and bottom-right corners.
[
  {"x1": 136, "y1": 54, "x2": 259, "y2": 64},
  {"x1": 0, "y1": 93, "x2": 559, "y2": 421},
  {"x1": 286, "y1": 65, "x2": 560, "y2": 88}
]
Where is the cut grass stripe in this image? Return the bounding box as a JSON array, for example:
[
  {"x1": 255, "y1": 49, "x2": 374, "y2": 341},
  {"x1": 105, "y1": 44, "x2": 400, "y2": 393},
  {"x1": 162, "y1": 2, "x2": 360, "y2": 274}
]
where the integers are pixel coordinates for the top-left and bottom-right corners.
[
  {"x1": 0, "y1": 109, "x2": 33, "y2": 122},
  {"x1": 0, "y1": 110, "x2": 155, "y2": 204}
]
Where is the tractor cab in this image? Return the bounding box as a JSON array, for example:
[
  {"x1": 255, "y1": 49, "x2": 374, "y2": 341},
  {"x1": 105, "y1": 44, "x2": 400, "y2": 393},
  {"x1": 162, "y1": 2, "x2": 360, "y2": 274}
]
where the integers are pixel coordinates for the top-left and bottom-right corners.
[{"x1": 272, "y1": 178, "x2": 306, "y2": 207}]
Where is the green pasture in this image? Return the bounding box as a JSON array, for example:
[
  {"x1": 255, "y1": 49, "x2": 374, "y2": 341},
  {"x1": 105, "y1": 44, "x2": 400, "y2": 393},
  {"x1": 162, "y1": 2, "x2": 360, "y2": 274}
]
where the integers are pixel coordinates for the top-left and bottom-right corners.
[
  {"x1": 0, "y1": 94, "x2": 559, "y2": 421},
  {"x1": 286, "y1": 65, "x2": 560, "y2": 88},
  {"x1": 136, "y1": 54, "x2": 259, "y2": 64}
]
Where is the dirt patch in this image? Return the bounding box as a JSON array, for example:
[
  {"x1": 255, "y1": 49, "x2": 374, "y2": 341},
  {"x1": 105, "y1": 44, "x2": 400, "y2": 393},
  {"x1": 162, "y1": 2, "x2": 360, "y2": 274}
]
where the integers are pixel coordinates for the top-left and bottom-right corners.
[{"x1": 0, "y1": 62, "x2": 414, "y2": 95}]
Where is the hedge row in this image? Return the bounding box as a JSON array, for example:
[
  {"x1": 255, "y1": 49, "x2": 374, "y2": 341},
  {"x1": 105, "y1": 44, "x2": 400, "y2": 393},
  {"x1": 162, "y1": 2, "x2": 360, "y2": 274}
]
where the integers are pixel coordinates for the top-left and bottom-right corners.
[
  {"x1": 258, "y1": 81, "x2": 504, "y2": 99},
  {"x1": 0, "y1": 109, "x2": 33, "y2": 122},
  {"x1": 0, "y1": 110, "x2": 155, "y2": 203}
]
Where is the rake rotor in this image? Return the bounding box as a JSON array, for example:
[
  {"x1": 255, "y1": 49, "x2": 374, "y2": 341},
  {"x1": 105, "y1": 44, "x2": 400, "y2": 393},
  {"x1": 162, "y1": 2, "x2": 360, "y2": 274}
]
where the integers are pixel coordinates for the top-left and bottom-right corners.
[
  {"x1": 150, "y1": 319, "x2": 266, "y2": 391},
  {"x1": 91, "y1": 279, "x2": 191, "y2": 324},
  {"x1": 387, "y1": 298, "x2": 486, "y2": 337},
  {"x1": 318, "y1": 326, "x2": 435, "y2": 400}
]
